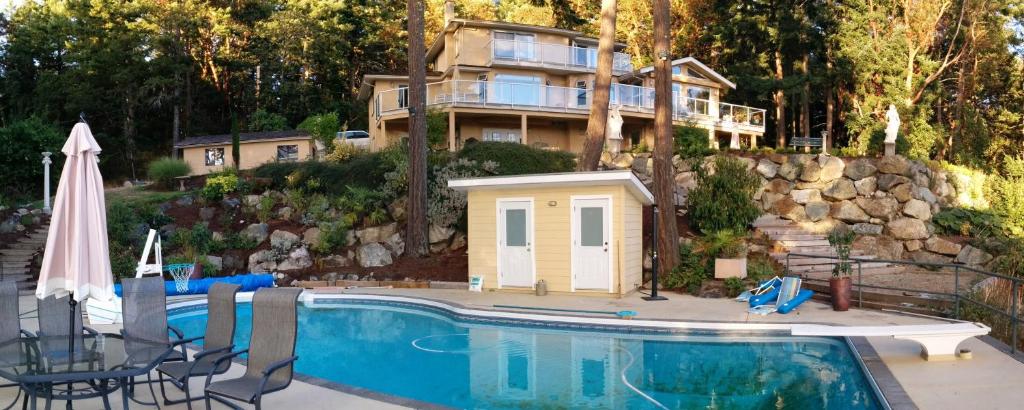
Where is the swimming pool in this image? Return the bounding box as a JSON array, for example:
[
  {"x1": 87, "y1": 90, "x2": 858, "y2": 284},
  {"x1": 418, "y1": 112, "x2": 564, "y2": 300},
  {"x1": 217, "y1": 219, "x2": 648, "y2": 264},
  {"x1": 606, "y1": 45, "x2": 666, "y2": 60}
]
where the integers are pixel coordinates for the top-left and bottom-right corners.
[{"x1": 168, "y1": 298, "x2": 884, "y2": 409}]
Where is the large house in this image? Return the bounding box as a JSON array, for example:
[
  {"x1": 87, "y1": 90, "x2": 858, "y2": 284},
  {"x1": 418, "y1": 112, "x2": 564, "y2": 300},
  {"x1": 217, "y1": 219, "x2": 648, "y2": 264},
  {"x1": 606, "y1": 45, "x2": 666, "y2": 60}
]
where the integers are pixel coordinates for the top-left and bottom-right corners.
[{"x1": 357, "y1": 2, "x2": 765, "y2": 153}]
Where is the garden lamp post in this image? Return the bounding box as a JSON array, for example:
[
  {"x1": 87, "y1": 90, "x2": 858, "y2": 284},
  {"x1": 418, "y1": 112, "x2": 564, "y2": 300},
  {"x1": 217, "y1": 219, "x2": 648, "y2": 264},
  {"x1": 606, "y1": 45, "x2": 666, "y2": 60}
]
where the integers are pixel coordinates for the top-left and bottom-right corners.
[{"x1": 42, "y1": 151, "x2": 52, "y2": 214}]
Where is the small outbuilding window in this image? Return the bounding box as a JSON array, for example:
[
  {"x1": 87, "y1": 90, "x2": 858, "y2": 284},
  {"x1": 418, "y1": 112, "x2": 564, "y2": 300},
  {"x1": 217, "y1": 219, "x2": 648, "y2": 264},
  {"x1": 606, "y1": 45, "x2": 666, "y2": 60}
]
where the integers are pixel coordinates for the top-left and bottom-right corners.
[
  {"x1": 204, "y1": 148, "x2": 224, "y2": 166},
  {"x1": 277, "y1": 145, "x2": 299, "y2": 162}
]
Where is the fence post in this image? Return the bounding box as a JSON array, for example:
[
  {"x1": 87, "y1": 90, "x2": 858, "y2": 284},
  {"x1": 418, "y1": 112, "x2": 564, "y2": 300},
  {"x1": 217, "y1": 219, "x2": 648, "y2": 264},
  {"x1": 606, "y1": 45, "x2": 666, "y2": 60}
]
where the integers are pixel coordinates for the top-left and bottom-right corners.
[
  {"x1": 857, "y1": 260, "x2": 863, "y2": 308},
  {"x1": 954, "y1": 265, "x2": 960, "y2": 320},
  {"x1": 1013, "y1": 283, "x2": 1019, "y2": 354}
]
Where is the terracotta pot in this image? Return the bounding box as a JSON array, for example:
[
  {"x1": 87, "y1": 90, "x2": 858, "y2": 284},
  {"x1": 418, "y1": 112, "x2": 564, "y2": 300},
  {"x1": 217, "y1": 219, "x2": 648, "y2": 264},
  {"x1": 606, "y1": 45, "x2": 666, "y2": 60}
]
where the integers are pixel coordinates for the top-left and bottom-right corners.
[
  {"x1": 189, "y1": 263, "x2": 204, "y2": 279},
  {"x1": 830, "y1": 276, "x2": 852, "y2": 311}
]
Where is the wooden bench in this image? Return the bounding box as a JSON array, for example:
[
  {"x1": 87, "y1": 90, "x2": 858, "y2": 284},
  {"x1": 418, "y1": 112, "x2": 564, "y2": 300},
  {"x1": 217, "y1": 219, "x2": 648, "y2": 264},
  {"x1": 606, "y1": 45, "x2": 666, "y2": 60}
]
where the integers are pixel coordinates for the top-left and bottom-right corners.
[
  {"x1": 791, "y1": 322, "x2": 991, "y2": 361},
  {"x1": 789, "y1": 137, "x2": 824, "y2": 149}
]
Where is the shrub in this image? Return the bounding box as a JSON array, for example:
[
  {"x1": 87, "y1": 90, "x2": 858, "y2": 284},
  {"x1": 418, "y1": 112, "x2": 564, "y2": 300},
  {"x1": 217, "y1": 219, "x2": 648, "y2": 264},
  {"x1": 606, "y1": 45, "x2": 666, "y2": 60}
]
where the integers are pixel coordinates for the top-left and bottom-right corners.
[
  {"x1": 107, "y1": 202, "x2": 141, "y2": 248},
  {"x1": 324, "y1": 142, "x2": 362, "y2": 162},
  {"x1": 686, "y1": 155, "x2": 761, "y2": 232},
  {"x1": 312, "y1": 220, "x2": 349, "y2": 255},
  {"x1": 674, "y1": 125, "x2": 711, "y2": 159},
  {"x1": 257, "y1": 195, "x2": 276, "y2": 224},
  {"x1": 109, "y1": 242, "x2": 138, "y2": 279},
  {"x1": 746, "y1": 257, "x2": 777, "y2": 282},
  {"x1": 248, "y1": 109, "x2": 289, "y2": 132},
  {"x1": 171, "y1": 224, "x2": 213, "y2": 261},
  {"x1": 336, "y1": 186, "x2": 387, "y2": 224},
  {"x1": 0, "y1": 117, "x2": 64, "y2": 199},
  {"x1": 457, "y1": 141, "x2": 574, "y2": 175},
  {"x1": 252, "y1": 155, "x2": 393, "y2": 194},
  {"x1": 664, "y1": 241, "x2": 707, "y2": 295},
  {"x1": 428, "y1": 158, "x2": 499, "y2": 228},
  {"x1": 201, "y1": 172, "x2": 239, "y2": 202},
  {"x1": 724, "y1": 277, "x2": 745, "y2": 298},
  {"x1": 147, "y1": 157, "x2": 191, "y2": 188},
  {"x1": 986, "y1": 156, "x2": 1024, "y2": 237},
  {"x1": 932, "y1": 208, "x2": 1003, "y2": 238},
  {"x1": 698, "y1": 230, "x2": 747, "y2": 259},
  {"x1": 426, "y1": 109, "x2": 449, "y2": 149},
  {"x1": 298, "y1": 112, "x2": 339, "y2": 153}
]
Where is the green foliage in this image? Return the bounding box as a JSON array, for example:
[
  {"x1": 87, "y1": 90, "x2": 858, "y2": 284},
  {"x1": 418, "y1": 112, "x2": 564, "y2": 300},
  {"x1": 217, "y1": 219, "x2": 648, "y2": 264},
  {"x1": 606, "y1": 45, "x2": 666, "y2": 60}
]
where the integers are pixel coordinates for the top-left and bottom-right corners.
[
  {"x1": 171, "y1": 223, "x2": 214, "y2": 262},
  {"x1": 428, "y1": 158, "x2": 500, "y2": 229},
  {"x1": 312, "y1": 220, "x2": 349, "y2": 255},
  {"x1": 222, "y1": 232, "x2": 259, "y2": 250},
  {"x1": 109, "y1": 242, "x2": 138, "y2": 279},
  {"x1": 147, "y1": 157, "x2": 191, "y2": 189},
  {"x1": 686, "y1": 155, "x2": 761, "y2": 232},
  {"x1": 248, "y1": 109, "x2": 289, "y2": 132},
  {"x1": 827, "y1": 227, "x2": 855, "y2": 277},
  {"x1": 107, "y1": 202, "x2": 141, "y2": 248},
  {"x1": 724, "y1": 277, "x2": 745, "y2": 298},
  {"x1": 253, "y1": 155, "x2": 393, "y2": 195},
  {"x1": 425, "y1": 108, "x2": 448, "y2": 149},
  {"x1": 939, "y1": 162, "x2": 990, "y2": 209},
  {"x1": 986, "y1": 156, "x2": 1024, "y2": 237},
  {"x1": 674, "y1": 125, "x2": 711, "y2": 159},
  {"x1": 698, "y1": 230, "x2": 748, "y2": 259},
  {"x1": 324, "y1": 142, "x2": 362, "y2": 162},
  {"x1": 0, "y1": 117, "x2": 64, "y2": 199},
  {"x1": 257, "y1": 195, "x2": 276, "y2": 224},
  {"x1": 201, "y1": 172, "x2": 239, "y2": 202},
  {"x1": 746, "y1": 257, "x2": 778, "y2": 282},
  {"x1": 457, "y1": 141, "x2": 575, "y2": 176},
  {"x1": 298, "y1": 112, "x2": 339, "y2": 153},
  {"x1": 336, "y1": 186, "x2": 387, "y2": 225},
  {"x1": 664, "y1": 241, "x2": 708, "y2": 295},
  {"x1": 932, "y1": 208, "x2": 1003, "y2": 238}
]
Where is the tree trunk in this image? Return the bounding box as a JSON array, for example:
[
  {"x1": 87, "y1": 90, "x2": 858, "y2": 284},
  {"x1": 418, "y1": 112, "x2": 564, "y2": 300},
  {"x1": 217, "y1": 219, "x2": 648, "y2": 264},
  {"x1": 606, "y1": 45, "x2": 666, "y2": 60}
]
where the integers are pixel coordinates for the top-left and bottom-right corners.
[
  {"x1": 801, "y1": 53, "x2": 811, "y2": 139},
  {"x1": 652, "y1": 0, "x2": 678, "y2": 278},
  {"x1": 577, "y1": 0, "x2": 617, "y2": 171},
  {"x1": 405, "y1": 0, "x2": 430, "y2": 257},
  {"x1": 825, "y1": 48, "x2": 833, "y2": 152},
  {"x1": 773, "y1": 48, "x2": 786, "y2": 147}
]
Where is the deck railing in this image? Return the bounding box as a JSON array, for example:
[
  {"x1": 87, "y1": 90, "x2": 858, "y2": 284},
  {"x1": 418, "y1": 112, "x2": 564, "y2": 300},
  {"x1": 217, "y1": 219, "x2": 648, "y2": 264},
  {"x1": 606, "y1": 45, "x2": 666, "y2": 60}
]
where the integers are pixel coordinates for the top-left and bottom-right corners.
[
  {"x1": 785, "y1": 252, "x2": 1023, "y2": 353},
  {"x1": 489, "y1": 39, "x2": 633, "y2": 73},
  {"x1": 375, "y1": 80, "x2": 766, "y2": 131}
]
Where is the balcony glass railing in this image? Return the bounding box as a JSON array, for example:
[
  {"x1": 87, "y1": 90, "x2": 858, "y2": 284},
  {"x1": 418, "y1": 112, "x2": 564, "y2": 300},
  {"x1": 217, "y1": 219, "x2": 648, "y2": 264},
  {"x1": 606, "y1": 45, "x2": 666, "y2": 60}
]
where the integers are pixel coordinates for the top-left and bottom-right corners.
[
  {"x1": 375, "y1": 81, "x2": 766, "y2": 130},
  {"x1": 490, "y1": 39, "x2": 633, "y2": 73}
]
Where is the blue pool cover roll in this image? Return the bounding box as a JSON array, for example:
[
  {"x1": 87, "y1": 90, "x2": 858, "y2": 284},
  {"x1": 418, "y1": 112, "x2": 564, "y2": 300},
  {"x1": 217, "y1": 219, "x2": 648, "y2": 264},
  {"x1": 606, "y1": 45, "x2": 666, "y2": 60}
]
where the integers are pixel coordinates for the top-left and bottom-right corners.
[{"x1": 114, "y1": 273, "x2": 275, "y2": 297}]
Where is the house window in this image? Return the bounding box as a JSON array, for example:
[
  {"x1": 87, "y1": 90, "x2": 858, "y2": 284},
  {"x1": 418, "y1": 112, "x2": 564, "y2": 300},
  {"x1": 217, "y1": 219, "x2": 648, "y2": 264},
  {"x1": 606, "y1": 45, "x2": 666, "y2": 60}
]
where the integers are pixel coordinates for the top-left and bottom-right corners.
[
  {"x1": 397, "y1": 84, "x2": 409, "y2": 109},
  {"x1": 204, "y1": 148, "x2": 225, "y2": 166},
  {"x1": 687, "y1": 68, "x2": 708, "y2": 79},
  {"x1": 477, "y1": 74, "x2": 488, "y2": 102},
  {"x1": 494, "y1": 32, "x2": 535, "y2": 60},
  {"x1": 277, "y1": 145, "x2": 299, "y2": 162},
  {"x1": 483, "y1": 129, "x2": 521, "y2": 143},
  {"x1": 687, "y1": 86, "x2": 711, "y2": 115},
  {"x1": 575, "y1": 80, "x2": 588, "y2": 107},
  {"x1": 494, "y1": 74, "x2": 541, "y2": 106},
  {"x1": 672, "y1": 65, "x2": 682, "y2": 75},
  {"x1": 672, "y1": 83, "x2": 684, "y2": 116},
  {"x1": 573, "y1": 44, "x2": 596, "y2": 67}
]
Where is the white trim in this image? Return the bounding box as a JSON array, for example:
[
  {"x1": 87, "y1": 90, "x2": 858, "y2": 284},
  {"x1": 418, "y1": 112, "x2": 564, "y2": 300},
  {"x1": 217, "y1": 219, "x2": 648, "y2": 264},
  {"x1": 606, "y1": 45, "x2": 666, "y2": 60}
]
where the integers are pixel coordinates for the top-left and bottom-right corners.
[
  {"x1": 495, "y1": 197, "x2": 536, "y2": 289},
  {"x1": 449, "y1": 170, "x2": 654, "y2": 205},
  {"x1": 569, "y1": 195, "x2": 614, "y2": 293},
  {"x1": 636, "y1": 57, "x2": 736, "y2": 89}
]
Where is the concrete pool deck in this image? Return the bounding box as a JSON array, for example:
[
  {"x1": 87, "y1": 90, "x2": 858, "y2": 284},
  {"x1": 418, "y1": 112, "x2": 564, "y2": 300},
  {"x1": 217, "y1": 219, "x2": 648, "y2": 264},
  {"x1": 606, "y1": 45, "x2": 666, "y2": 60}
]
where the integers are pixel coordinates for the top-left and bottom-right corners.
[{"x1": 6, "y1": 289, "x2": 1024, "y2": 409}]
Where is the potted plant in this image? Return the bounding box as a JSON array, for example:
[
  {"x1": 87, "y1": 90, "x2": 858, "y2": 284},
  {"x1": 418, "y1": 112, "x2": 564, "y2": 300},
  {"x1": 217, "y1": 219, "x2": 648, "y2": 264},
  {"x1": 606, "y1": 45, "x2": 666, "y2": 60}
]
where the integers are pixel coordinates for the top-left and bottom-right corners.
[
  {"x1": 827, "y1": 227, "x2": 856, "y2": 311},
  {"x1": 704, "y1": 230, "x2": 748, "y2": 279}
]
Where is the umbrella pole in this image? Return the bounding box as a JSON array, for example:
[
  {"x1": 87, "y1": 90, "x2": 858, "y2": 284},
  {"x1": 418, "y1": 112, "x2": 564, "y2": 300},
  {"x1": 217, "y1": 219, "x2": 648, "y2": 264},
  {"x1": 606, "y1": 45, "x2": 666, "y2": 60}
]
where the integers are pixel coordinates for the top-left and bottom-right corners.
[{"x1": 68, "y1": 294, "x2": 76, "y2": 410}]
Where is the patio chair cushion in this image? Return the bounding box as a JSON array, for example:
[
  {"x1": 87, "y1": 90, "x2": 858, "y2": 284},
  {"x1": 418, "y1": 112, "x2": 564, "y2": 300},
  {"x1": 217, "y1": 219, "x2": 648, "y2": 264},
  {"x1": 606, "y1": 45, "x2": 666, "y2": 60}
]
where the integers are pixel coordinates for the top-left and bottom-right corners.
[{"x1": 205, "y1": 376, "x2": 289, "y2": 402}]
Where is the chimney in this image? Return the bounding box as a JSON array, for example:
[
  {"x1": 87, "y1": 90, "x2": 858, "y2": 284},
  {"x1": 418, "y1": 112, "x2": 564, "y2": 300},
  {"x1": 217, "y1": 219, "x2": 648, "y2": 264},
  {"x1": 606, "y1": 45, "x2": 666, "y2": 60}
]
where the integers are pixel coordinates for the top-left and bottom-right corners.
[{"x1": 444, "y1": 0, "x2": 456, "y2": 27}]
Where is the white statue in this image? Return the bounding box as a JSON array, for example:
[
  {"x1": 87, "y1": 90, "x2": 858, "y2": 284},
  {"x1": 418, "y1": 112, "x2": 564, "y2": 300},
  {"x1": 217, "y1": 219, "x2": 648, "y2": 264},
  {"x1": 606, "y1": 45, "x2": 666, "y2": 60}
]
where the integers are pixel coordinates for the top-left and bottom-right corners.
[
  {"x1": 606, "y1": 105, "x2": 624, "y2": 154},
  {"x1": 884, "y1": 104, "x2": 901, "y2": 144}
]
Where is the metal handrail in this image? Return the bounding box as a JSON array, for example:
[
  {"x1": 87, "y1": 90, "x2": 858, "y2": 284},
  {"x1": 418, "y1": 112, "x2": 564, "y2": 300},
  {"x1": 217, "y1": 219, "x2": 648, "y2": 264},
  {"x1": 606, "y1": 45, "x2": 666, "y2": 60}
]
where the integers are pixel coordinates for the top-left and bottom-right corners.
[
  {"x1": 488, "y1": 38, "x2": 633, "y2": 72},
  {"x1": 784, "y1": 252, "x2": 1023, "y2": 353}
]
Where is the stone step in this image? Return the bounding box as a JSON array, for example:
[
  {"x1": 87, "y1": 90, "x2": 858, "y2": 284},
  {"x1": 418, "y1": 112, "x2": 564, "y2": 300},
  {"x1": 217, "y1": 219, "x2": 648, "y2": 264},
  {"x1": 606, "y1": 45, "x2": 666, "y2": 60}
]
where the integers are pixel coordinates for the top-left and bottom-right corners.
[
  {"x1": 751, "y1": 215, "x2": 792, "y2": 227},
  {"x1": 776, "y1": 239, "x2": 832, "y2": 248},
  {"x1": 0, "y1": 274, "x2": 32, "y2": 282},
  {"x1": 9, "y1": 242, "x2": 44, "y2": 250},
  {"x1": 783, "y1": 255, "x2": 877, "y2": 266},
  {"x1": 0, "y1": 266, "x2": 30, "y2": 274},
  {"x1": 764, "y1": 234, "x2": 826, "y2": 241},
  {"x1": 0, "y1": 262, "x2": 30, "y2": 270},
  {"x1": 0, "y1": 249, "x2": 37, "y2": 257},
  {"x1": 786, "y1": 262, "x2": 892, "y2": 273}
]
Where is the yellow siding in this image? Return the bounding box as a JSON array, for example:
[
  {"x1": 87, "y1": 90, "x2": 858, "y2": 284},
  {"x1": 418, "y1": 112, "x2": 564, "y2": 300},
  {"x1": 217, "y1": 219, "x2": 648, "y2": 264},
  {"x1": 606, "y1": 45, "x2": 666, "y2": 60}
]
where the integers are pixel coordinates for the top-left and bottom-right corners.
[
  {"x1": 466, "y1": 185, "x2": 644, "y2": 296},
  {"x1": 181, "y1": 138, "x2": 313, "y2": 176}
]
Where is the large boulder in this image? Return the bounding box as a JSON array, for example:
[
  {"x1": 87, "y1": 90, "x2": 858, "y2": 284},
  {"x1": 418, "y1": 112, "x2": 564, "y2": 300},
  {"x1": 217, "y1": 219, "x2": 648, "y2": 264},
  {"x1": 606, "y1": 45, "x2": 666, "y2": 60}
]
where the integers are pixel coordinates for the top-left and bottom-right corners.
[
  {"x1": 805, "y1": 201, "x2": 831, "y2": 222},
  {"x1": 357, "y1": 242, "x2": 393, "y2": 267},
  {"x1": 205, "y1": 255, "x2": 223, "y2": 271},
  {"x1": 902, "y1": 199, "x2": 932, "y2": 221},
  {"x1": 321, "y1": 254, "x2": 352, "y2": 268},
  {"x1": 222, "y1": 254, "x2": 244, "y2": 271},
  {"x1": 355, "y1": 222, "x2": 398, "y2": 244},
  {"x1": 878, "y1": 155, "x2": 911, "y2": 175},
  {"x1": 777, "y1": 162, "x2": 800, "y2": 181},
  {"x1": 905, "y1": 240, "x2": 923, "y2": 252},
  {"x1": 852, "y1": 223, "x2": 884, "y2": 235},
  {"x1": 199, "y1": 207, "x2": 216, "y2": 221},
  {"x1": 384, "y1": 232, "x2": 405, "y2": 257},
  {"x1": 877, "y1": 174, "x2": 912, "y2": 191},
  {"x1": 925, "y1": 236, "x2": 962, "y2": 256},
  {"x1": 890, "y1": 183, "x2": 913, "y2": 202},
  {"x1": 799, "y1": 161, "x2": 821, "y2": 182},
  {"x1": 302, "y1": 227, "x2": 321, "y2": 247},
  {"x1": 270, "y1": 230, "x2": 300, "y2": 251},
  {"x1": 768, "y1": 153, "x2": 788, "y2": 164},
  {"x1": 761, "y1": 192, "x2": 784, "y2": 211},
  {"x1": 611, "y1": 153, "x2": 634, "y2": 169},
  {"x1": 908, "y1": 250, "x2": 952, "y2": 265},
  {"x1": 791, "y1": 189, "x2": 822, "y2": 204},
  {"x1": 854, "y1": 177, "x2": 878, "y2": 196},
  {"x1": 822, "y1": 178, "x2": 857, "y2": 200},
  {"x1": 247, "y1": 250, "x2": 276, "y2": 272},
  {"x1": 856, "y1": 197, "x2": 899, "y2": 220},
  {"x1": 766, "y1": 179, "x2": 794, "y2": 195},
  {"x1": 243, "y1": 194, "x2": 262, "y2": 207},
  {"x1": 913, "y1": 186, "x2": 939, "y2": 205},
  {"x1": 429, "y1": 224, "x2": 455, "y2": 244},
  {"x1": 817, "y1": 156, "x2": 845, "y2": 182},
  {"x1": 956, "y1": 245, "x2": 993, "y2": 266},
  {"x1": 853, "y1": 235, "x2": 904, "y2": 260},
  {"x1": 240, "y1": 223, "x2": 269, "y2": 245},
  {"x1": 388, "y1": 197, "x2": 408, "y2": 222},
  {"x1": 844, "y1": 159, "x2": 877, "y2": 180},
  {"x1": 278, "y1": 247, "x2": 313, "y2": 270},
  {"x1": 886, "y1": 218, "x2": 929, "y2": 240},
  {"x1": 756, "y1": 158, "x2": 780, "y2": 178},
  {"x1": 831, "y1": 200, "x2": 870, "y2": 223},
  {"x1": 773, "y1": 197, "x2": 807, "y2": 221}
]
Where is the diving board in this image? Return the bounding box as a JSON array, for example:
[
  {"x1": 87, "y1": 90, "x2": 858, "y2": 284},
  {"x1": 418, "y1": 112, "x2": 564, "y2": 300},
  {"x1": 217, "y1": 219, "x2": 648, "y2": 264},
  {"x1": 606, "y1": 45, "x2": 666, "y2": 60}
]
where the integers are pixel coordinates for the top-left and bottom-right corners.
[{"x1": 791, "y1": 322, "x2": 991, "y2": 361}]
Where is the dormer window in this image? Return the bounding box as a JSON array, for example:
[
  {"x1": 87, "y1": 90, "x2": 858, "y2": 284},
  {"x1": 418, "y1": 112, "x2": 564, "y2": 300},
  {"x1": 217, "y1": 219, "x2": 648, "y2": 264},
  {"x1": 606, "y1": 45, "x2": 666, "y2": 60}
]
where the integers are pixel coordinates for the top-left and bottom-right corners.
[{"x1": 687, "y1": 68, "x2": 708, "y2": 79}]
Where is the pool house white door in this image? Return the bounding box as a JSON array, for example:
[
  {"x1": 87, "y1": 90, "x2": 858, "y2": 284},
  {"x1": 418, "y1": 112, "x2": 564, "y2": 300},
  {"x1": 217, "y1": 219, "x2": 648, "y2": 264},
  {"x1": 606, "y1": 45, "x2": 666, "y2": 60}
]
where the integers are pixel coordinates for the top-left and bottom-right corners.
[
  {"x1": 498, "y1": 199, "x2": 534, "y2": 288},
  {"x1": 572, "y1": 197, "x2": 612, "y2": 291}
]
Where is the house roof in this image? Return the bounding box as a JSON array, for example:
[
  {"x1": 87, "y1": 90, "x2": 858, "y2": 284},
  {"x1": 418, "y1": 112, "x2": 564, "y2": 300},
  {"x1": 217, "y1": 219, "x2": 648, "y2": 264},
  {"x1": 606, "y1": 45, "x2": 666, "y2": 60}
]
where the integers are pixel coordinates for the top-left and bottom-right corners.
[
  {"x1": 426, "y1": 18, "x2": 628, "y2": 62},
  {"x1": 174, "y1": 129, "x2": 312, "y2": 149},
  {"x1": 635, "y1": 57, "x2": 736, "y2": 89},
  {"x1": 448, "y1": 170, "x2": 654, "y2": 205}
]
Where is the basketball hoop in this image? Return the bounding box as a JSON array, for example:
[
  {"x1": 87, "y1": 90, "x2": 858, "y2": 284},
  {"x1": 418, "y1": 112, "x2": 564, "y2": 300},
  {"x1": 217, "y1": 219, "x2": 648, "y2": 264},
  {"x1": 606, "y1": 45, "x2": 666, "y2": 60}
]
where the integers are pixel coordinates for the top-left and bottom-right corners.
[{"x1": 165, "y1": 263, "x2": 195, "y2": 294}]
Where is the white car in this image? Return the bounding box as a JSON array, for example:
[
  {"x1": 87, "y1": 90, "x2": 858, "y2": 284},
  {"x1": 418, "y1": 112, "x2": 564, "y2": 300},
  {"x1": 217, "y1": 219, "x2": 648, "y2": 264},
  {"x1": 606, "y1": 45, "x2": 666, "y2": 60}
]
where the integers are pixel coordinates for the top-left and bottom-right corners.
[{"x1": 336, "y1": 130, "x2": 370, "y2": 149}]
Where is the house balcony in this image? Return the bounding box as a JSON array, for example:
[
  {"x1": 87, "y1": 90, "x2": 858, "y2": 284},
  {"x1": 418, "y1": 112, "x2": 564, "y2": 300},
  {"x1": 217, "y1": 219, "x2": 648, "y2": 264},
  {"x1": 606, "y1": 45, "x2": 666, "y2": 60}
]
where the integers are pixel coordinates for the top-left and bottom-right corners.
[
  {"x1": 488, "y1": 39, "x2": 634, "y2": 74},
  {"x1": 375, "y1": 81, "x2": 766, "y2": 134}
]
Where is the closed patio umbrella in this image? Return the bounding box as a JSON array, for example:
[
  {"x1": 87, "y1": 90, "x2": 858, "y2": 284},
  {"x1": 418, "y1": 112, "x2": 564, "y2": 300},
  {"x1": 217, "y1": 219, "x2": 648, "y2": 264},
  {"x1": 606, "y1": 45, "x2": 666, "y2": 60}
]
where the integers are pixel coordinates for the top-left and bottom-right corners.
[{"x1": 36, "y1": 119, "x2": 115, "y2": 353}]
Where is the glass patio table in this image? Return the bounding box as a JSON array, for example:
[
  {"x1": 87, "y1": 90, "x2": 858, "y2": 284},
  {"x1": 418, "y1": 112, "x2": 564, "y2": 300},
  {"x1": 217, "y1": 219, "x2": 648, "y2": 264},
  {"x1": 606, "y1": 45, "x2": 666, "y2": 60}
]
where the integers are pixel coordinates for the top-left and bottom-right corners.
[{"x1": 0, "y1": 333, "x2": 176, "y2": 410}]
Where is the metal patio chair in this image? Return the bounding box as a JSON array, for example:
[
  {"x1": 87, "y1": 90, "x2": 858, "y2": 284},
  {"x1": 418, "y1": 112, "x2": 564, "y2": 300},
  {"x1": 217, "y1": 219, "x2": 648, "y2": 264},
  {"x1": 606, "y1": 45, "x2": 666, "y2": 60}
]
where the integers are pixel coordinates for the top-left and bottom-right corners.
[
  {"x1": 1, "y1": 282, "x2": 34, "y2": 410},
  {"x1": 36, "y1": 293, "x2": 104, "y2": 409},
  {"x1": 204, "y1": 288, "x2": 302, "y2": 410},
  {"x1": 120, "y1": 276, "x2": 190, "y2": 406},
  {"x1": 157, "y1": 283, "x2": 240, "y2": 410}
]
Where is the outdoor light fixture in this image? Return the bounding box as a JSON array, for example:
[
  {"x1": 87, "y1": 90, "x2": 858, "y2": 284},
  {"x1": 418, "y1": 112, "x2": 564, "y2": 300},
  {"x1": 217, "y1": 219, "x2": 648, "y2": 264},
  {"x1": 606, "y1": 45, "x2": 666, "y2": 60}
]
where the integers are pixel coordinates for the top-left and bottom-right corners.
[
  {"x1": 548, "y1": 201, "x2": 557, "y2": 207},
  {"x1": 658, "y1": 51, "x2": 669, "y2": 61}
]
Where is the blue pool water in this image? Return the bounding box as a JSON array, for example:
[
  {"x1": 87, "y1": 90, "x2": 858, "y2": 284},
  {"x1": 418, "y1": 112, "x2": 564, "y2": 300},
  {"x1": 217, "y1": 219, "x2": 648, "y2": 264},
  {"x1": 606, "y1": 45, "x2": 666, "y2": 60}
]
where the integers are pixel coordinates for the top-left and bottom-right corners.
[{"x1": 169, "y1": 301, "x2": 883, "y2": 409}]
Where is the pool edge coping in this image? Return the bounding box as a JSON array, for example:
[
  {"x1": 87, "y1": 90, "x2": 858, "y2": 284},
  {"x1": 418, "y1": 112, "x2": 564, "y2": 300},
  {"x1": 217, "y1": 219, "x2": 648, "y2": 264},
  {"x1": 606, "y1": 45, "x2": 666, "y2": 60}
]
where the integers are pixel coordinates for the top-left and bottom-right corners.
[{"x1": 167, "y1": 291, "x2": 914, "y2": 409}]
